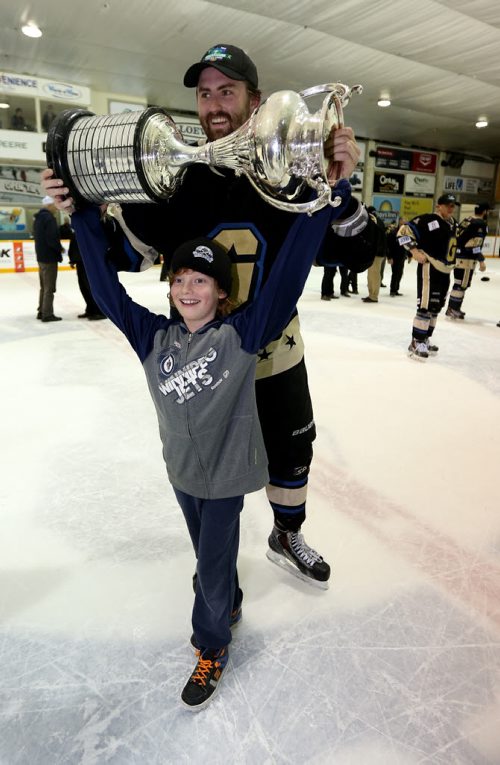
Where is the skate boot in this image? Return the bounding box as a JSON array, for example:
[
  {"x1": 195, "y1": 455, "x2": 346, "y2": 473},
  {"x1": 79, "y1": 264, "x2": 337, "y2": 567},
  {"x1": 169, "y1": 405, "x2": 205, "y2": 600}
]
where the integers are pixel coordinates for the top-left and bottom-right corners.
[
  {"x1": 425, "y1": 339, "x2": 439, "y2": 355},
  {"x1": 446, "y1": 308, "x2": 464, "y2": 320},
  {"x1": 266, "y1": 526, "x2": 330, "y2": 589},
  {"x1": 408, "y1": 339, "x2": 429, "y2": 360},
  {"x1": 181, "y1": 646, "x2": 228, "y2": 710}
]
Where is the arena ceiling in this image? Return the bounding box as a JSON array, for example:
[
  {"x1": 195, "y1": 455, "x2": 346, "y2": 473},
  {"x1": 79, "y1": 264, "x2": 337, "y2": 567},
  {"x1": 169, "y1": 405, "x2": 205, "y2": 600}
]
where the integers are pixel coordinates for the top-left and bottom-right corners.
[{"x1": 1, "y1": 0, "x2": 500, "y2": 159}]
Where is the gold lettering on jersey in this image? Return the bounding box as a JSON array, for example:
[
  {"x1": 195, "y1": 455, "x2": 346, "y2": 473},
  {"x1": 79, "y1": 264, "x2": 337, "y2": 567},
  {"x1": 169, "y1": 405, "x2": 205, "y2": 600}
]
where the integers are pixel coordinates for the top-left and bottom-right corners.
[
  {"x1": 213, "y1": 229, "x2": 259, "y2": 303},
  {"x1": 463, "y1": 236, "x2": 483, "y2": 249},
  {"x1": 447, "y1": 236, "x2": 457, "y2": 263}
]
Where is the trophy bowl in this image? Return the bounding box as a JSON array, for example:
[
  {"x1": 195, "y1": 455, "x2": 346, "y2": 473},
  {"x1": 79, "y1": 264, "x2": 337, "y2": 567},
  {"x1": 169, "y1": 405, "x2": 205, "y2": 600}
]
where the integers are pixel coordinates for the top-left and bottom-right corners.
[{"x1": 46, "y1": 106, "x2": 186, "y2": 205}]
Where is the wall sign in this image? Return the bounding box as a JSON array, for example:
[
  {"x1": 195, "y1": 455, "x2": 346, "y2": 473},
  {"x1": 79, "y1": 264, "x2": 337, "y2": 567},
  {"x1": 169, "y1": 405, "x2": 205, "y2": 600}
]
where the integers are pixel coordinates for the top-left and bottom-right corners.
[
  {"x1": 375, "y1": 145, "x2": 437, "y2": 174},
  {"x1": 412, "y1": 151, "x2": 437, "y2": 174},
  {"x1": 405, "y1": 173, "x2": 436, "y2": 196},
  {"x1": 375, "y1": 146, "x2": 412, "y2": 171},
  {"x1": 443, "y1": 175, "x2": 494, "y2": 195},
  {"x1": 372, "y1": 195, "x2": 401, "y2": 226},
  {"x1": 0, "y1": 71, "x2": 90, "y2": 104},
  {"x1": 373, "y1": 171, "x2": 404, "y2": 194},
  {"x1": 400, "y1": 196, "x2": 434, "y2": 220},
  {"x1": 0, "y1": 130, "x2": 46, "y2": 161}
]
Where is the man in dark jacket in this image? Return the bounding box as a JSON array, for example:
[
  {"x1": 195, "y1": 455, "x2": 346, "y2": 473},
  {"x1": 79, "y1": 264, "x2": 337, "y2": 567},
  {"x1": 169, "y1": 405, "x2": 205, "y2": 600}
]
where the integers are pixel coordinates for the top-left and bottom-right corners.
[
  {"x1": 67, "y1": 227, "x2": 106, "y2": 320},
  {"x1": 362, "y1": 207, "x2": 388, "y2": 303},
  {"x1": 34, "y1": 196, "x2": 64, "y2": 322},
  {"x1": 386, "y1": 217, "x2": 408, "y2": 296}
]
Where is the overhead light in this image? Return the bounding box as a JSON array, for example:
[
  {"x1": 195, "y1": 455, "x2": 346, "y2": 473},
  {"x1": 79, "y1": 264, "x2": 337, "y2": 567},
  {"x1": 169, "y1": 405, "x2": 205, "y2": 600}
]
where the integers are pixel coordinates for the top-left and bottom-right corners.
[
  {"x1": 475, "y1": 117, "x2": 488, "y2": 128},
  {"x1": 0, "y1": 103, "x2": 10, "y2": 109},
  {"x1": 21, "y1": 22, "x2": 42, "y2": 38},
  {"x1": 377, "y1": 97, "x2": 391, "y2": 108}
]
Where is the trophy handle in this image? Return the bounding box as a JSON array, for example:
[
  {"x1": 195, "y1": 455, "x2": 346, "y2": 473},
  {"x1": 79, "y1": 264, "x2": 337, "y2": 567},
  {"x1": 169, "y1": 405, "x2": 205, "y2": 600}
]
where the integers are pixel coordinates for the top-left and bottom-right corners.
[
  {"x1": 300, "y1": 83, "x2": 363, "y2": 184},
  {"x1": 299, "y1": 82, "x2": 363, "y2": 107}
]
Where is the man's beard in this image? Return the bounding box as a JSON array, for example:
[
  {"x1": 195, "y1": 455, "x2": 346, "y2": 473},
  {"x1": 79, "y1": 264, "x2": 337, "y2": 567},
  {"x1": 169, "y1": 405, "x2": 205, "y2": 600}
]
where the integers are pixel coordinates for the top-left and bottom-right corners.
[{"x1": 201, "y1": 109, "x2": 249, "y2": 143}]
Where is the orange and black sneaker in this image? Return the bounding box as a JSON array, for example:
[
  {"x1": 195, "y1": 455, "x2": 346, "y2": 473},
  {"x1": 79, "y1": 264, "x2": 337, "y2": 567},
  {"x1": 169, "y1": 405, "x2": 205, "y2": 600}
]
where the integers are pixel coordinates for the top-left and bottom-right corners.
[{"x1": 181, "y1": 646, "x2": 229, "y2": 710}]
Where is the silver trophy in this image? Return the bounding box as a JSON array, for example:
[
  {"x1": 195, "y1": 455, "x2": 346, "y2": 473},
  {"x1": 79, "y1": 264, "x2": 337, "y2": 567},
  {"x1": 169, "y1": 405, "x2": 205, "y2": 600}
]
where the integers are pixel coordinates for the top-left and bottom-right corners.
[{"x1": 46, "y1": 83, "x2": 362, "y2": 215}]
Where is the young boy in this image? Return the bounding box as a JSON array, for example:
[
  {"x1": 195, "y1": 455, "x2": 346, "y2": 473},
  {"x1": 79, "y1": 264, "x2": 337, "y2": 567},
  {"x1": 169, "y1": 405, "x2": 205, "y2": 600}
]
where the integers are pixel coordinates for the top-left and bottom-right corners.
[{"x1": 71, "y1": 181, "x2": 351, "y2": 710}]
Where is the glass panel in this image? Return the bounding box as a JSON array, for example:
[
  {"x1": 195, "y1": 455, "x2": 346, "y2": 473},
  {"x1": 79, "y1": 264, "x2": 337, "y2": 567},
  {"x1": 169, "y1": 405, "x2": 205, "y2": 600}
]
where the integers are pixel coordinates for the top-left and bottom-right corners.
[{"x1": 0, "y1": 96, "x2": 36, "y2": 132}]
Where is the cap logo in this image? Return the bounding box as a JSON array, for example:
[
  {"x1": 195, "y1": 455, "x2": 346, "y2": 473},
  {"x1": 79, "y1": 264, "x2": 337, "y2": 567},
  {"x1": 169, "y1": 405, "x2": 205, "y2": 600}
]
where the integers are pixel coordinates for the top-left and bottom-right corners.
[
  {"x1": 203, "y1": 46, "x2": 232, "y2": 63},
  {"x1": 192, "y1": 245, "x2": 214, "y2": 263}
]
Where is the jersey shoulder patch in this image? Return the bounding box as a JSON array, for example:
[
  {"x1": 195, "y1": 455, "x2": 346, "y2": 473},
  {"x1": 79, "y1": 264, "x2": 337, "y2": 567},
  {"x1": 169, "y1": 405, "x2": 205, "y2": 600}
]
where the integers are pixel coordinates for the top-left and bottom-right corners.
[{"x1": 398, "y1": 235, "x2": 412, "y2": 245}]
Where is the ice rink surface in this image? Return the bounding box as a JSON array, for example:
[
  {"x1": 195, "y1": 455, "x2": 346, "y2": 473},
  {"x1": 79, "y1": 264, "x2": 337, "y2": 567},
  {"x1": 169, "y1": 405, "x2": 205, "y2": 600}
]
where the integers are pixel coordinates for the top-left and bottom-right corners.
[{"x1": 1, "y1": 256, "x2": 500, "y2": 764}]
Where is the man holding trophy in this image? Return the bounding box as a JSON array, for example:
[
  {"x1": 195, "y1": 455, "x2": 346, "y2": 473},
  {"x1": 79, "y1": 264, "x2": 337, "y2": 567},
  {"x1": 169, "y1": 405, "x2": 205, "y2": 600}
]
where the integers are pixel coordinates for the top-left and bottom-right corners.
[{"x1": 42, "y1": 43, "x2": 380, "y2": 589}]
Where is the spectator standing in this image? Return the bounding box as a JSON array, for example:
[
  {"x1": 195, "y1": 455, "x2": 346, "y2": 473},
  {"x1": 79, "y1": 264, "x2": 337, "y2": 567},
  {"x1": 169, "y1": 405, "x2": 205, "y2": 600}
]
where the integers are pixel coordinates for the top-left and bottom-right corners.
[
  {"x1": 339, "y1": 266, "x2": 351, "y2": 296},
  {"x1": 34, "y1": 196, "x2": 64, "y2": 322},
  {"x1": 59, "y1": 215, "x2": 73, "y2": 240},
  {"x1": 362, "y1": 207, "x2": 387, "y2": 303},
  {"x1": 67, "y1": 225, "x2": 107, "y2": 320},
  {"x1": 320, "y1": 265, "x2": 350, "y2": 300},
  {"x1": 42, "y1": 104, "x2": 57, "y2": 132},
  {"x1": 347, "y1": 270, "x2": 359, "y2": 294},
  {"x1": 11, "y1": 108, "x2": 26, "y2": 130},
  {"x1": 386, "y1": 218, "x2": 408, "y2": 296}
]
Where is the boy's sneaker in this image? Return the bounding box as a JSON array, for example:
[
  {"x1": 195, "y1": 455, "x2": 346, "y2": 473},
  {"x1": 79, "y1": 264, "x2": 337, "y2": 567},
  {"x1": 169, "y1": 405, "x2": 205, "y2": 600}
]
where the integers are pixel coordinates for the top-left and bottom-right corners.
[
  {"x1": 190, "y1": 605, "x2": 242, "y2": 652},
  {"x1": 425, "y1": 339, "x2": 439, "y2": 355},
  {"x1": 408, "y1": 339, "x2": 429, "y2": 360},
  {"x1": 446, "y1": 308, "x2": 464, "y2": 320},
  {"x1": 181, "y1": 647, "x2": 228, "y2": 710},
  {"x1": 266, "y1": 527, "x2": 330, "y2": 589}
]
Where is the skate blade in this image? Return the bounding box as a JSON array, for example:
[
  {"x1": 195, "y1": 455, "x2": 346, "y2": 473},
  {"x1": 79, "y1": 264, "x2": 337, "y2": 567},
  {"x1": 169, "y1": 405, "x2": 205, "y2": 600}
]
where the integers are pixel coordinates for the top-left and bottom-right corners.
[{"x1": 266, "y1": 549, "x2": 329, "y2": 590}]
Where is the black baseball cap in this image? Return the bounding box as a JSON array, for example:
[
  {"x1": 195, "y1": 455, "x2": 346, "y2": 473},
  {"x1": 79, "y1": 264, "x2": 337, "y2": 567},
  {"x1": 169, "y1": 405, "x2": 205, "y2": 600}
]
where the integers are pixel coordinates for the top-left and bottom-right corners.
[
  {"x1": 171, "y1": 237, "x2": 232, "y2": 294},
  {"x1": 437, "y1": 193, "x2": 457, "y2": 205},
  {"x1": 183, "y1": 43, "x2": 258, "y2": 90}
]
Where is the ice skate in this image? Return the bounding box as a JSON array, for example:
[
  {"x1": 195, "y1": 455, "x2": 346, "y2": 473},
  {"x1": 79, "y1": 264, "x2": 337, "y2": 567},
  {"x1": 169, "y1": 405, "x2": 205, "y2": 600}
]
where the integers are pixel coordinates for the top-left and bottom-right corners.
[
  {"x1": 408, "y1": 339, "x2": 429, "y2": 361},
  {"x1": 266, "y1": 526, "x2": 330, "y2": 589}
]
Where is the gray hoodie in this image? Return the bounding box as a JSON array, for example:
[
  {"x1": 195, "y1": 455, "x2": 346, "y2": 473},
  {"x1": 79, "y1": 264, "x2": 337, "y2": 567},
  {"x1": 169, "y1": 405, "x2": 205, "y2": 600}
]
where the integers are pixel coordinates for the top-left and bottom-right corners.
[{"x1": 72, "y1": 188, "x2": 350, "y2": 499}]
